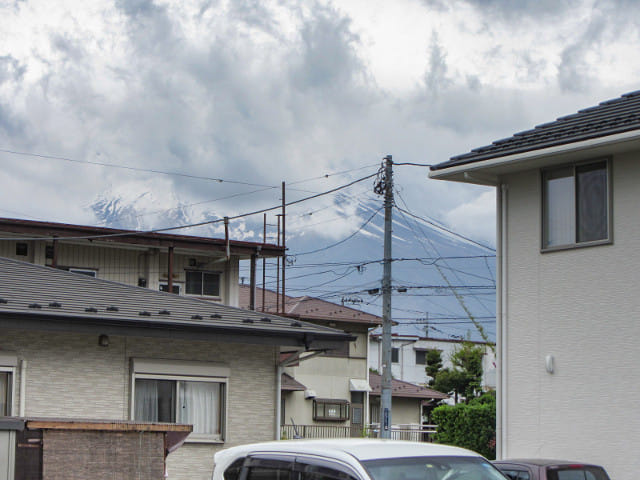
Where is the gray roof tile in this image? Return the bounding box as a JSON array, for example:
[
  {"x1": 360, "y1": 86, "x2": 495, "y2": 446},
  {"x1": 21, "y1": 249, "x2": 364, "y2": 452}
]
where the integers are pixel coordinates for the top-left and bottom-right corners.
[
  {"x1": 432, "y1": 90, "x2": 640, "y2": 170},
  {"x1": 0, "y1": 256, "x2": 350, "y2": 346}
]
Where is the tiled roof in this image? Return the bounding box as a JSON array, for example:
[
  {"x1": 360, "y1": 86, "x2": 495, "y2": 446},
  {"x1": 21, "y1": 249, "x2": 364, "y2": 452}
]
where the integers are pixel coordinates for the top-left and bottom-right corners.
[
  {"x1": 281, "y1": 373, "x2": 306, "y2": 391},
  {"x1": 368, "y1": 373, "x2": 448, "y2": 400},
  {"x1": 238, "y1": 285, "x2": 382, "y2": 326},
  {"x1": 432, "y1": 90, "x2": 640, "y2": 170},
  {"x1": 0, "y1": 257, "x2": 351, "y2": 347}
]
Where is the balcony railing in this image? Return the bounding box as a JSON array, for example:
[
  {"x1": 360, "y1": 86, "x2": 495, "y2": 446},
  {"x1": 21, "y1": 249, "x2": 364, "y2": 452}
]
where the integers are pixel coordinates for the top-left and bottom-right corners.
[{"x1": 280, "y1": 424, "x2": 437, "y2": 442}]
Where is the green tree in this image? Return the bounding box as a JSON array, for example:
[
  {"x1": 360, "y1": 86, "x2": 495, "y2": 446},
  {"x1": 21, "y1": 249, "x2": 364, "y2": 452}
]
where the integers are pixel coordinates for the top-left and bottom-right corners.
[
  {"x1": 425, "y1": 349, "x2": 443, "y2": 386},
  {"x1": 433, "y1": 341, "x2": 485, "y2": 403}
]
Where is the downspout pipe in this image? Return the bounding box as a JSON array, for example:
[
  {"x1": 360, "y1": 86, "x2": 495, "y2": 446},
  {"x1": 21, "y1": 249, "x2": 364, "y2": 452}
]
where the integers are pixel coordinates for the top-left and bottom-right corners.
[
  {"x1": 19, "y1": 359, "x2": 26, "y2": 416},
  {"x1": 497, "y1": 183, "x2": 508, "y2": 458},
  {"x1": 275, "y1": 363, "x2": 282, "y2": 439}
]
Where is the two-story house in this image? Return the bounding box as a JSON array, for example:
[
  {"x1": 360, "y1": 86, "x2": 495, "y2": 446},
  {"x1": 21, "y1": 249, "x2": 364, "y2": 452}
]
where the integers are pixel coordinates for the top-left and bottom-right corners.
[
  {"x1": 0, "y1": 217, "x2": 284, "y2": 307},
  {"x1": 429, "y1": 90, "x2": 640, "y2": 480},
  {"x1": 238, "y1": 286, "x2": 381, "y2": 438},
  {"x1": 0, "y1": 256, "x2": 350, "y2": 479},
  {"x1": 368, "y1": 333, "x2": 496, "y2": 394}
]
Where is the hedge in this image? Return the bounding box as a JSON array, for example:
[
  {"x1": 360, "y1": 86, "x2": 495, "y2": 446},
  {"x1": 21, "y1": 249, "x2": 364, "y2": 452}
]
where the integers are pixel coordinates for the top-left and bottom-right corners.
[{"x1": 431, "y1": 394, "x2": 496, "y2": 459}]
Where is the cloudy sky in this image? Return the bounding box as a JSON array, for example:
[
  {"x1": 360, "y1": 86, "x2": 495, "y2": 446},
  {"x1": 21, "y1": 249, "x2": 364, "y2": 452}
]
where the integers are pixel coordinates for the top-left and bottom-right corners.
[{"x1": 1, "y1": 0, "x2": 639, "y2": 337}]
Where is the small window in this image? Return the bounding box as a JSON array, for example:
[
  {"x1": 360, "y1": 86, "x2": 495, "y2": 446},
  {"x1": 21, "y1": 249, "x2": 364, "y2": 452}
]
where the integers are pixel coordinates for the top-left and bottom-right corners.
[
  {"x1": 246, "y1": 458, "x2": 292, "y2": 480},
  {"x1": 391, "y1": 348, "x2": 399, "y2": 363},
  {"x1": 415, "y1": 350, "x2": 426, "y2": 365},
  {"x1": 15, "y1": 243, "x2": 28, "y2": 256},
  {"x1": 186, "y1": 270, "x2": 221, "y2": 297},
  {"x1": 68, "y1": 268, "x2": 97, "y2": 277},
  {"x1": 543, "y1": 160, "x2": 610, "y2": 249},
  {"x1": 159, "y1": 283, "x2": 181, "y2": 294},
  {"x1": 313, "y1": 399, "x2": 350, "y2": 421},
  {"x1": 0, "y1": 371, "x2": 12, "y2": 416}
]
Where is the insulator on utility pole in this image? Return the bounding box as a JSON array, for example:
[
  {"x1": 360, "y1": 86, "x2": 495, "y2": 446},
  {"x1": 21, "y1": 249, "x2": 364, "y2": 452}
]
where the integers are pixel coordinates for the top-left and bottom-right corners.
[{"x1": 376, "y1": 154, "x2": 393, "y2": 438}]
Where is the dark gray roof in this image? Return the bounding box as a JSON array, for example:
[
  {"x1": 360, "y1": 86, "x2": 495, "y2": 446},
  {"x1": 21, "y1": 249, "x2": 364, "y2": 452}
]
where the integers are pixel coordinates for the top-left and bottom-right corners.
[
  {"x1": 0, "y1": 256, "x2": 352, "y2": 349},
  {"x1": 432, "y1": 90, "x2": 640, "y2": 171}
]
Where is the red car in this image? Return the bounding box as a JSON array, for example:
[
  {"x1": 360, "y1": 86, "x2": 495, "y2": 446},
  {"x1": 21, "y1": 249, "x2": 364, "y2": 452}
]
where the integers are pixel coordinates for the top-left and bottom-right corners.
[{"x1": 493, "y1": 459, "x2": 611, "y2": 480}]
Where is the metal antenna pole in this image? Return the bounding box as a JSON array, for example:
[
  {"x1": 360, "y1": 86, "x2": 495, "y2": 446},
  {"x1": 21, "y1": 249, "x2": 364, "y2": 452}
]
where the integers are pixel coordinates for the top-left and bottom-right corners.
[{"x1": 380, "y1": 155, "x2": 393, "y2": 438}]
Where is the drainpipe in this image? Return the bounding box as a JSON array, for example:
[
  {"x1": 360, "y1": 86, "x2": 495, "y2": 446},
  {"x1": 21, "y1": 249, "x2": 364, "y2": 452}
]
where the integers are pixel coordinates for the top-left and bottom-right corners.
[
  {"x1": 168, "y1": 246, "x2": 174, "y2": 293},
  {"x1": 497, "y1": 183, "x2": 508, "y2": 459},
  {"x1": 275, "y1": 363, "x2": 282, "y2": 439},
  {"x1": 19, "y1": 359, "x2": 26, "y2": 416}
]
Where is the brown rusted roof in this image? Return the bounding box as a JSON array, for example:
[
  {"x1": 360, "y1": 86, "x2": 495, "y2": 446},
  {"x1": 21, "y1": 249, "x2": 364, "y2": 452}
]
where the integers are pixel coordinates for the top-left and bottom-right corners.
[
  {"x1": 239, "y1": 285, "x2": 382, "y2": 326},
  {"x1": 368, "y1": 373, "x2": 448, "y2": 400},
  {"x1": 0, "y1": 217, "x2": 284, "y2": 258},
  {"x1": 281, "y1": 373, "x2": 307, "y2": 391}
]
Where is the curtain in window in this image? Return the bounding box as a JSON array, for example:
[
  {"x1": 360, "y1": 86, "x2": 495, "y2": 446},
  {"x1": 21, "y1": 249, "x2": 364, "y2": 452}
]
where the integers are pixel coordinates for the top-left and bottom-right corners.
[
  {"x1": 179, "y1": 381, "x2": 220, "y2": 434},
  {"x1": 135, "y1": 379, "x2": 159, "y2": 422},
  {"x1": 545, "y1": 169, "x2": 575, "y2": 247}
]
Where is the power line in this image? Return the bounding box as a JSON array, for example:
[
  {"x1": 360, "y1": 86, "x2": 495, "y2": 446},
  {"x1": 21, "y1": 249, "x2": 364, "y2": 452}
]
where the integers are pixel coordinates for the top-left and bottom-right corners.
[{"x1": 0, "y1": 172, "x2": 378, "y2": 242}]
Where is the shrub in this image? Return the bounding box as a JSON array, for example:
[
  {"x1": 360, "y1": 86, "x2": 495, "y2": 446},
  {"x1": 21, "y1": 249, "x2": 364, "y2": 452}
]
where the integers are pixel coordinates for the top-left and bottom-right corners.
[{"x1": 431, "y1": 391, "x2": 496, "y2": 459}]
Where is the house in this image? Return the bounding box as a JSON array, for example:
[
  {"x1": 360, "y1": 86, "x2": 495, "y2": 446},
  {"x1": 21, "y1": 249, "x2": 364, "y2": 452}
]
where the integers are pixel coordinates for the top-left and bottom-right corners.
[
  {"x1": 0, "y1": 217, "x2": 284, "y2": 307},
  {"x1": 238, "y1": 286, "x2": 381, "y2": 439},
  {"x1": 429, "y1": 91, "x2": 640, "y2": 480},
  {"x1": 0, "y1": 256, "x2": 351, "y2": 479},
  {"x1": 368, "y1": 372, "x2": 448, "y2": 440},
  {"x1": 368, "y1": 333, "x2": 496, "y2": 394}
]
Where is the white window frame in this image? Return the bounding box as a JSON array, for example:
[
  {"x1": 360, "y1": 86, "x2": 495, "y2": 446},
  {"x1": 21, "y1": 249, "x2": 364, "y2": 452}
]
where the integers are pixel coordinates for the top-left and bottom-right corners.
[
  {"x1": 130, "y1": 359, "x2": 229, "y2": 443},
  {"x1": 0, "y1": 353, "x2": 17, "y2": 416},
  {"x1": 185, "y1": 270, "x2": 222, "y2": 298},
  {"x1": 541, "y1": 158, "x2": 613, "y2": 252}
]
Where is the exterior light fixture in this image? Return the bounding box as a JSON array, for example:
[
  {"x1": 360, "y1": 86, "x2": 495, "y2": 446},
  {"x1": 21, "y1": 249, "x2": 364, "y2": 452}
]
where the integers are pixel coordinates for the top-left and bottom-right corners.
[{"x1": 98, "y1": 334, "x2": 110, "y2": 347}]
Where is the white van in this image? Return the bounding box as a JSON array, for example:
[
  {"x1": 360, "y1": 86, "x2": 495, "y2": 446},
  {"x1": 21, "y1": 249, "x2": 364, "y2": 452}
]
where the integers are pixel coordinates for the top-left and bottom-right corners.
[{"x1": 212, "y1": 439, "x2": 507, "y2": 480}]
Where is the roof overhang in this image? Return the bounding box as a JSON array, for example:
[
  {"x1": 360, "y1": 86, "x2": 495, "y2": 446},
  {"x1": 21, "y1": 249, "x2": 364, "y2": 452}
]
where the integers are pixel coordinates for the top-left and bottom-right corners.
[
  {"x1": 0, "y1": 311, "x2": 353, "y2": 351},
  {"x1": 429, "y1": 129, "x2": 640, "y2": 185}
]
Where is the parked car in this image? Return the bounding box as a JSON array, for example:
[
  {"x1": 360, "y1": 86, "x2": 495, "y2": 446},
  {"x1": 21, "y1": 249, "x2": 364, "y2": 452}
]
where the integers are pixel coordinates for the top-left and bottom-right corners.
[
  {"x1": 492, "y1": 459, "x2": 611, "y2": 480},
  {"x1": 213, "y1": 439, "x2": 508, "y2": 480}
]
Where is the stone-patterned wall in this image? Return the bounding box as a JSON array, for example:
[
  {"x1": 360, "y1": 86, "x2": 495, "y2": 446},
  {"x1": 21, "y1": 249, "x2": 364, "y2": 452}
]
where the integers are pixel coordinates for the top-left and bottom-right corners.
[{"x1": 42, "y1": 430, "x2": 164, "y2": 480}]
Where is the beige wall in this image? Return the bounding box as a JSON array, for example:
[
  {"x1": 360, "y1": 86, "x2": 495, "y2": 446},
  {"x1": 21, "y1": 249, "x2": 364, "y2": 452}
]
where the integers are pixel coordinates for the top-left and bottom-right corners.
[
  {"x1": 0, "y1": 239, "x2": 240, "y2": 306},
  {"x1": 283, "y1": 331, "x2": 369, "y2": 427},
  {"x1": 501, "y1": 151, "x2": 640, "y2": 480},
  {"x1": 0, "y1": 328, "x2": 277, "y2": 480}
]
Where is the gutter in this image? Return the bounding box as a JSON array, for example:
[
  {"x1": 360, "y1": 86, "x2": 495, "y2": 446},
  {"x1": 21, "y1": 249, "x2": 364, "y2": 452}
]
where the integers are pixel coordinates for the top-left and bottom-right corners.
[
  {"x1": 429, "y1": 129, "x2": 640, "y2": 181},
  {"x1": 496, "y1": 183, "x2": 508, "y2": 458}
]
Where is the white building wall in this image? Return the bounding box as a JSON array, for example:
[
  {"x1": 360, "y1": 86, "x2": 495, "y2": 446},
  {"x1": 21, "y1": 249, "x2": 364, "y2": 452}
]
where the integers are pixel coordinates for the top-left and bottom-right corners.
[
  {"x1": 501, "y1": 150, "x2": 640, "y2": 480},
  {"x1": 369, "y1": 337, "x2": 496, "y2": 389}
]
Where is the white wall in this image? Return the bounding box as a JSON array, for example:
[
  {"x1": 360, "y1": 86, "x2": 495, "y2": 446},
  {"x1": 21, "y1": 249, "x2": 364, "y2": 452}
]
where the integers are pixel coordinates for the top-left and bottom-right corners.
[
  {"x1": 369, "y1": 337, "x2": 496, "y2": 389},
  {"x1": 500, "y1": 150, "x2": 640, "y2": 480}
]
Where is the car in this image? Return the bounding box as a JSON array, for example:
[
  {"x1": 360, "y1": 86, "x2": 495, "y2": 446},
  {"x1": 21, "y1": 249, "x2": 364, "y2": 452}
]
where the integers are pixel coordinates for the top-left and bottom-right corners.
[
  {"x1": 212, "y1": 438, "x2": 508, "y2": 480},
  {"x1": 492, "y1": 459, "x2": 611, "y2": 480}
]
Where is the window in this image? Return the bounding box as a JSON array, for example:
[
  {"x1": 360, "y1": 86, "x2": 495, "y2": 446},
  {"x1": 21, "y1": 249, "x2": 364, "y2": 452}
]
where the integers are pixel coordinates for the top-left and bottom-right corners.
[
  {"x1": 0, "y1": 354, "x2": 16, "y2": 416},
  {"x1": 131, "y1": 359, "x2": 228, "y2": 441},
  {"x1": 68, "y1": 268, "x2": 97, "y2": 277},
  {"x1": 415, "y1": 350, "x2": 426, "y2": 365},
  {"x1": 313, "y1": 399, "x2": 350, "y2": 421},
  {"x1": 15, "y1": 243, "x2": 28, "y2": 256},
  {"x1": 186, "y1": 270, "x2": 221, "y2": 297},
  {"x1": 391, "y1": 348, "x2": 399, "y2": 363},
  {"x1": 543, "y1": 160, "x2": 610, "y2": 249},
  {"x1": 159, "y1": 283, "x2": 181, "y2": 294}
]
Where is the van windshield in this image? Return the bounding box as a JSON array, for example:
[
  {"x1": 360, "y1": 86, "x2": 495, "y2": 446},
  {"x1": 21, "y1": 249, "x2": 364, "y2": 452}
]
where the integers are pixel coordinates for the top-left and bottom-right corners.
[{"x1": 362, "y1": 456, "x2": 507, "y2": 480}]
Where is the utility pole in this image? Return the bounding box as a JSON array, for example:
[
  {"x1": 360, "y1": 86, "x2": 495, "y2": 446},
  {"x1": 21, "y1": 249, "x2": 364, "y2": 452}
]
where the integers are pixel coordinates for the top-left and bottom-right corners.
[{"x1": 375, "y1": 155, "x2": 393, "y2": 438}]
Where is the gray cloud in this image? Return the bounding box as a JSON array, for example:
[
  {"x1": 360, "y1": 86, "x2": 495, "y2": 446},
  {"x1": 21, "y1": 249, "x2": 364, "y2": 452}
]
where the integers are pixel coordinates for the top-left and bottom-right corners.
[
  {"x1": 423, "y1": 0, "x2": 579, "y2": 19},
  {"x1": 424, "y1": 31, "x2": 451, "y2": 96}
]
